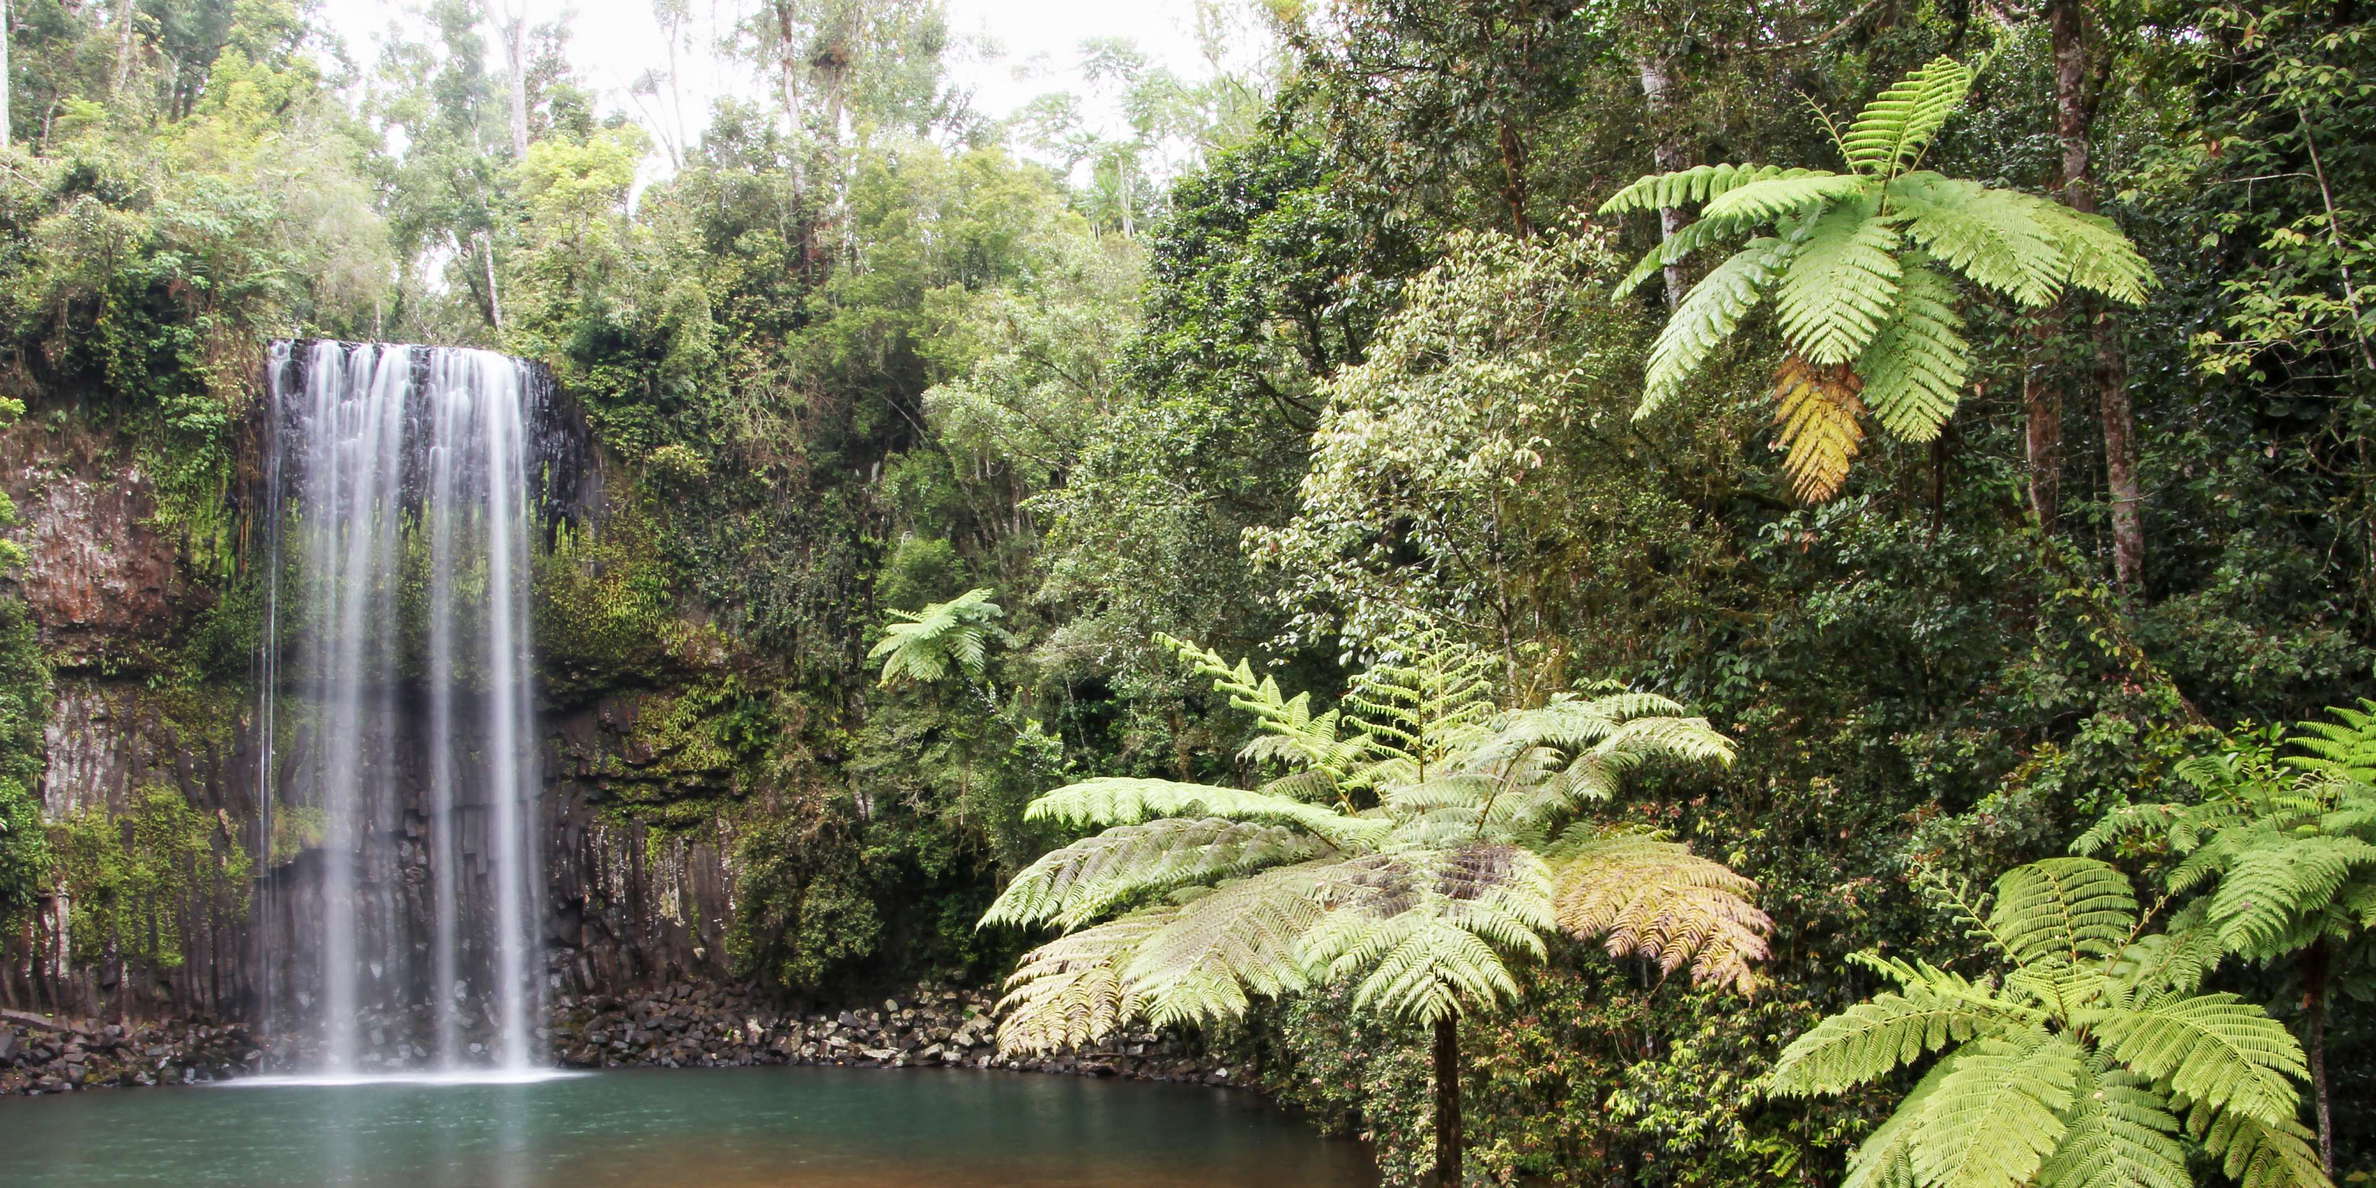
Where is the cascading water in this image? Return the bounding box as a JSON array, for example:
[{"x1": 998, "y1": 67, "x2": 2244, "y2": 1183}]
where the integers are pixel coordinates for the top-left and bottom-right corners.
[{"x1": 256, "y1": 340, "x2": 564, "y2": 1077}]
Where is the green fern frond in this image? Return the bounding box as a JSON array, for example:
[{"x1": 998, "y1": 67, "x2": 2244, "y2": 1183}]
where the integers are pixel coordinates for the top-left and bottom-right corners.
[
  {"x1": 1596, "y1": 163, "x2": 1822, "y2": 215},
  {"x1": 2286, "y1": 699, "x2": 2376, "y2": 782},
  {"x1": 1615, "y1": 211, "x2": 1761, "y2": 295},
  {"x1": 1888, "y1": 172, "x2": 2067, "y2": 307},
  {"x1": 2192, "y1": 1110, "x2": 2333, "y2": 1188},
  {"x1": 869, "y1": 587, "x2": 1006, "y2": 687},
  {"x1": 1842, "y1": 1058, "x2": 1952, "y2": 1188},
  {"x1": 2039, "y1": 1061, "x2": 2190, "y2": 1188},
  {"x1": 1124, "y1": 862, "x2": 1334, "y2": 1025},
  {"x1": 1697, "y1": 171, "x2": 1868, "y2": 224},
  {"x1": 1842, "y1": 56, "x2": 1974, "y2": 178},
  {"x1": 981, "y1": 817, "x2": 1333, "y2": 929},
  {"x1": 1638, "y1": 237, "x2": 1790, "y2": 417},
  {"x1": 1767, "y1": 984, "x2": 2010, "y2": 1097},
  {"x1": 1906, "y1": 1033, "x2": 2080, "y2": 1188},
  {"x1": 1988, "y1": 857, "x2": 2139, "y2": 968},
  {"x1": 994, "y1": 911, "x2": 1163, "y2": 1056},
  {"x1": 2035, "y1": 202, "x2": 2155, "y2": 305},
  {"x1": 1855, "y1": 260, "x2": 1969, "y2": 440},
  {"x1": 1021, "y1": 777, "x2": 1387, "y2": 848},
  {"x1": 2207, "y1": 834, "x2": 2376, "y2": 956},
  {"x1": 1772, "y1": 196, "x2": 1903, "y2": 365},
  {"x1": 2087, "y1": 992, "x2": 2309, "y2": 1126}
]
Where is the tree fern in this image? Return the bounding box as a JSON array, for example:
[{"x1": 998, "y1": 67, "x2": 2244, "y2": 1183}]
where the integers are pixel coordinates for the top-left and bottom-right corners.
[
  {"x1": 1600, "y1": 55, "x2": 2153, "y2": 501},
  {"x1": 2075, "y1": 709, "x2": 2376, "y2": 1173},
  {"x1": 1768, "y1": 857, "x2": 2328, "y2": 1188},
  {"x1": 981, "y1": 633, "x2": 1767, "y2": 1181},
  {"x1": 868, "y1": 587, "x2": 1007, "y2": 687}
]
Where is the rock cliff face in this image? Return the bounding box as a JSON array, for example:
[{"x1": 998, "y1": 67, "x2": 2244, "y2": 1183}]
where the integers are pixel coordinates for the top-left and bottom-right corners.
[{"x1": 0, "y1": 395, "x2": 753, "y2": 1031}]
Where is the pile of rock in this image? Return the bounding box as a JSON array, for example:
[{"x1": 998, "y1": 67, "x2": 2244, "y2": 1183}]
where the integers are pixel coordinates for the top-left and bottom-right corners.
[
  {"x1": 1, "y1": 1010, "x2": 258, "y2": 1095},
  {"x1": 551, "y1": 982, "x2": 1233, "y2": 1085}
]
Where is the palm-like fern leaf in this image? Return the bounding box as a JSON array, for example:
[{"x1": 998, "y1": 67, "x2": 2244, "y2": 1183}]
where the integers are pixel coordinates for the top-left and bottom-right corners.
[
  {"x1": 1767, "y1": 983, "x2": 2010, "y2": 1097},
  {"x1": 1841, "y1": 56, "x2": 1975, "y2": 178},
  {"x1": 1639, "y1": 236, "x2": 1790, "y2": 416},
  {"x1": 869, "y1": 587, "x2": 1006, "y2": 687},
  {"x1": 2207, "y1": 834, "x2": 2376, "y2": 955},
  {"x1": 2087, "y1": 992, "x2": 2310, "y2": 1125},
  {"x1": 1596, "y1": 163, "x2": 1824, "y2": 215},
  {"x1": 1020, "y1": 777, "x2": 1388, "y2": 848},
  {"x1": 1987, "y1": 857, "x2": 2139, "y2": 968},
  {"x1": 1772, "y1": 197, "x2": 1903, "y2": 364},
  {"x1": 2193, "y1": 1110, "x2": 2331, "y2": 1188},
  {"x1": 1856, "y1": 260, "x2": 1970, "y2": 440},
  {"x1": 1124, "y1": 862, "x2": 1335, "y2": 1025},
  {"x1": 1552, "y1": 831, "x2": 1772, "y2": 993},
  {"x1": 1698, "y1": 171, "x2": 1867, "y2": 224},
  {"x1": 981, "y1": 817, "x2": 1334, "y2": 929},
  {"x1": 2038, "y1": 1062, "x2": 2190, "y2": 1188},
  {"x1": 2286, "y1": 700, "x2": 2376, "y2": 782},
  {"x1": 1906, "y1": 1032, "x2": 2080, "y2": 1188},
  {"x1": 995, "y1": 911, "x2": 1164, "y2": 1055}
]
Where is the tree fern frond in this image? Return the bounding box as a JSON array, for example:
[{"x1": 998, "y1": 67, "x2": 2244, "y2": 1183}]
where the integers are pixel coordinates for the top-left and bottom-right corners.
[
  {"x1": 1638, "y1": 236, "x2": 1790, "y2": 417},
  {"x1": 2207, "y1": 834, "x2": 2376, "y2": 956},
  {"x1": 1888, "y1": 172, "x2": 2067, "y2": 307},
  {"x1": 2039, "y1": 1062, "x2": 2190, "y2": 1188},
  {"x1": 1596, "y1": 163, "x2": 1824, "y2": 215},
  {"x1": 994, "y1": 911, "x2": 1164, "y2": 1056},
  {"x1": 1772, "y1": 197, "x2": 1903, "y2": 364},
  {"x1": 1767, "y1": 984, "x2": 2008, "y2": 1097},
  {"x1": 2034, "y1": 202, "x2": 2155, "y2": 305},
  {"x1": 1855, "y1": 260, "x2": 1969, "y2": 440},
  {"x1": 1906, "y1": 1033, "x2": 2080, "y2": 1188},
  {"x1": 1988, "y1": 857, "x2": 2139, "y2": 968},
  {"x1": 1553, "y1": 832, "x2": 1772, "y2": 994},
  {"x1": 2286, "y1": 699, "x2": 2376, "y2": 782},
  {"x1": 1696, "y1": 171, "x2": 1868, "y2": 224},
  {"x1": 1123, "y1": 861, "x2": 1335, "y2": 1026},
  {"x1": 1842, "y1": 56, "x2": 1974, "y2": 178},
  {"x1": 1021, "y1": 777, "x2": 1387, "y2": 847},
  {"x1": 2087, "y1": 992, "x2": 2309, "y2": 1126},
  {"x1": 1772, "y1": 355, "x2": 1867, "y2": 502},
  {"x1": 1843, "y1": 1057, "x2": 1954, "y2": 1188},
  {"x1": 980, "y1": 817, "x2": 1333, "y2": 929},
  {"x1": 870, "y1": 587, "x2": 1007, "y2": 687},
  {"x1": 2192, "y1": 1110, "x2": 2333, "y2": 1188},
  {"x1": 1614, "y1": 212, "x2": 1762, "y2": 295}
]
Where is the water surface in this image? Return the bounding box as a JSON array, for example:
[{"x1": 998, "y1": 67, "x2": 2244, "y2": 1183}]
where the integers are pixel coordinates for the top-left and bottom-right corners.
[{"x1": 0, "y1": 1066, "x2": 1375, "y2": 1186}]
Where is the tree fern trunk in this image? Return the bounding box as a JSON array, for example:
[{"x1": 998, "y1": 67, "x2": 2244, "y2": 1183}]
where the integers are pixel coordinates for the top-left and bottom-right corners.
[
  {"x1": 2306, "y1": 938, "x2": 2333, "y2": 1175},
  {"x1": 1433, "y1": 1013, "x2": 1463, "y2": 1187}
]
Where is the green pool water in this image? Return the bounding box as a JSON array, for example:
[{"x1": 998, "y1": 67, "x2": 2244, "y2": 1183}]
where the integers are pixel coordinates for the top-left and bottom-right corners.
[{"x1": 0, "y1": 1066, "x2": 1377, "y2": 1186}]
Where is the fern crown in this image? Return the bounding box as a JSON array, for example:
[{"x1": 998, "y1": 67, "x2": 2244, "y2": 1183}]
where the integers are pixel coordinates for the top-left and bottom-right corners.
[
  {"x1": 868, "y1": 586, "x2": 1008, "y2": 688},
  {"x1": 979, "y1": 632, "x2": 1770, "y2": 1056},
  {"x1": 1600, "y1": 56, "x2": 2154, "y2": 501},
  {"x1": 1768, "y1": 856, "x2": 2327, "y2": 1188}
]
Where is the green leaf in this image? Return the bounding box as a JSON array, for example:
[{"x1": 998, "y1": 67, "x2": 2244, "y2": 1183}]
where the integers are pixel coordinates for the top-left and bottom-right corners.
[
  {"x1": 2088, "y1": 992, "x2": 2309, "y2": 1126},
  {"x1": 1638, "y1": 237, "x2": 1790, "y2": 417},
  {"x1": 1855, "y1": 259, "x2": 1969, "y2": 441},
  {"x1": 1772, "y1": 196, "x2": 1902, "y2": 365},
  {"x1": 1842, "y1": 57, "x2": 1975, "y2": 177},
  {"x1": 1987, "y1": 857, "x2": 2139, "y2": 968},
  {"x1": 1906, "y1": 1032, "x2": 2080, "y2": 1188}
]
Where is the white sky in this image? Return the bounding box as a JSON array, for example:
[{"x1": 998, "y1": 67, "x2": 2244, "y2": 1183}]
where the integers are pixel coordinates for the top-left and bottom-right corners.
[{"x1": 314, "y1": 0, "x2": 1257, "y2": 157}]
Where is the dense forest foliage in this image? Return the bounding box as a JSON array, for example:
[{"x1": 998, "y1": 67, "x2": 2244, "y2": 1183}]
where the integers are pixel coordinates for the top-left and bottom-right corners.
[{"x1": 0, "y1": 0, "x2": 2371, "y2": 1183}]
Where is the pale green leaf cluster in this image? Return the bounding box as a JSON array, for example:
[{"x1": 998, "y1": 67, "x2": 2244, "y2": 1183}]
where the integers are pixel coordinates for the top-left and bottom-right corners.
[
  {"x1": 1600, "y1": 56, "x2": 2154, "y2": 501},
  {"x1": 983, "y1": 634, "x2": 1769, "y2": 1056},
  {"x1": 1768, "y1": 857, "x2": 2327, "y2": 1188},
  {"x1": 867, "y1": 586, "x2": 1008, "y2": 687}
]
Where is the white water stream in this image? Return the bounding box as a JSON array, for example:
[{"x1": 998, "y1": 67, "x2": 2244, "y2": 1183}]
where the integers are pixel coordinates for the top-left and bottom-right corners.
[{"x1": 262, "y1": 341, "x2": 546, "y2": 1076}]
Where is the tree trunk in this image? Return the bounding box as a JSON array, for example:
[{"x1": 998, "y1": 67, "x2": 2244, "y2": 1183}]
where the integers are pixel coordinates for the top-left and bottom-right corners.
[
  {"x1": 1636, "y1": 53, "x2": 1689, "y2": 309},
  {"x1": 2306, "y1": 938, "x2": 2333, "y2": 1175},
  {"x1": 502, "y1": 9, "x2": 530, "y2": 158},
  {"x1": 3, "y1": 0, "x2": 13, "y2": 147},
  {"x1": 109, "y1": 0, "x2": 138, "y2": 96},
  {"x1": 1433, "y1": 1013, "x2": 1463, "y2": 1187}
]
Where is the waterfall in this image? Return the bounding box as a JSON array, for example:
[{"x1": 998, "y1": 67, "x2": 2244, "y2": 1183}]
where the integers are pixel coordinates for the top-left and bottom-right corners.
[{"x1": 259, "y1": 341, "x2": 557, "y2": 1076}]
